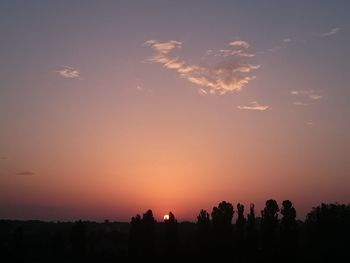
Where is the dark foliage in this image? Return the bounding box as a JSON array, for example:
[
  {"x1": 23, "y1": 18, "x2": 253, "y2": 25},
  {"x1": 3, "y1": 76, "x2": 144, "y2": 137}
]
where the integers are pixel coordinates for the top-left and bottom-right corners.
[
  {"x1": 211, "y1": 201, "x2": 234, "y2": 259},
  {"x1": 0, "y1": 201, "x2": 349, "y2": 262},
  {"x1": 196, "y1": 209, "x2": 211, "y2": 259},
  {"x1": 260, "y1": 199, "x2": 280, "y2": 261},
  {"x1": 305, "y1": 203, "x2": 350, "y2": 261},
  {"x1": 71, "y1": 220, "x2": 87, "y2": 262}
]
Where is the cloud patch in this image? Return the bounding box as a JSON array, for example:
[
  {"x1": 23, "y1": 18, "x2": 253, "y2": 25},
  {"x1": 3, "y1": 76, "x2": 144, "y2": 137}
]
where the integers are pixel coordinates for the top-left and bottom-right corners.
[
  {"x1": 145, "y1": 40, "x2": 260, "y2": 95},
  {"x1": 16, "y1": 171, "x2": 35, "y2": 176},
  {"x1": 144, "y1": 40, "x2": 182, "y2": 54},
  {"x1": 197, "y1": 88, "x2": 208, "y2": 96},
  {"x1": 291, "y1": 90, "x2": 322, "y2": 100},
  {"x1": 229, "y1": 40, "x2": 250, "y2": 49},
  {"x1": 291, "y1": 90, "x2": 322, "y2": 106},
  {"x1": 56, "y1": 66, "x2": 80, "y2": 79},
  {"x1": 237, "y1": 101, "x2": 270, "y2": 111},
  {"x1": 293, "y1": 101, "x2": 308, "y2": 106},
  {"x1": 320, "y1": 27, "x2": 340, "y2": 37},
  {"x1": 0, "y1": 157, "x2": 8, "y2": 160}
]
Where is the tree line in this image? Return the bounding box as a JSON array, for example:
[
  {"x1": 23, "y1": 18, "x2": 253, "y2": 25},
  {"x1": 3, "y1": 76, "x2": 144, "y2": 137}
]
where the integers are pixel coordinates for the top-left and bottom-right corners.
[
  {"x1": 1, "y1": 200, "x2": 349, "y2": 262},
  {"x1": 128, "y1": 199, "x2": 349, "y2": 262}
]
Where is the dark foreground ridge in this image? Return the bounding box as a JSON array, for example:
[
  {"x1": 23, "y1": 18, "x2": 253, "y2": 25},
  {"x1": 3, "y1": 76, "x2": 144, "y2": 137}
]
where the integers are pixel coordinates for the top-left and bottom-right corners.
[{"x1": 1, "y1": 200, "x2": 349, "y2": 262}]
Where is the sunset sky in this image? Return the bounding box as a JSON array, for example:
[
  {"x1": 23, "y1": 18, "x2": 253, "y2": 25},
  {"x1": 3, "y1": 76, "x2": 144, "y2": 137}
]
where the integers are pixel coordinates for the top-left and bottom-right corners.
[{"x1": 1, "y1": 1, "x2": 350, "y2": 221}]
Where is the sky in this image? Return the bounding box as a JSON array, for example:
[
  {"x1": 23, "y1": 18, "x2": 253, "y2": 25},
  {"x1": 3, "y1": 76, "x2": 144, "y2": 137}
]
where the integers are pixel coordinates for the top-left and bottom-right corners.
[{"x1": 1, "y1": 0, "x2": 350, "y2": 222}]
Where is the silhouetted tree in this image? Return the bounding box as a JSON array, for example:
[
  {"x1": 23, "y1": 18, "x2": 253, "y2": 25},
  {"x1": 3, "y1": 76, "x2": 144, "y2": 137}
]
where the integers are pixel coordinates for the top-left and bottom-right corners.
[
  {"x1": 211, "y1": 201, "x2": 234, "y2": 260},
  {"x1": 306, "y1": 203, "x2": 350, "y2": 261},
  {"x1": 141, "y1": 209, "x2": 156, "y2": 258},
  {"x1": 197, "y1": 209, "x2": 210, "y2": 225},
  {"x1": 129, "y1": 210, "x2": 156, "y2": 259},
  {"x1": 71, "y1": 221, "x2": 87, "y2": 263},
  {"x1": 246, "y1": 203, "x2": 259, "y2": 262},
  {"x1": 247, "y1": 203, "x2": 256, "y2": 228},
  {"x1": 212, "y1": 201, "x2": 234, "y2": 226},
  {"x1": 280, "y1": 200, "x2": 297, "y2": 262},
  {"x1": 281, "y1": 200, "x2": 296, "y2": 226},
  {"x1": 129, "y1": 214, "x2": 142, "y2": 259},
  {"x1": 236, "y1": 203, "x2": 246, "y2": 227},
  {"x1": 163, "y1": 211, "x2": 178, "y2": 259},
  {"x1": 196, "y1": 209, "x2": 211, "y2": 258},
  {"x1": 261, "y1": 199, "x2": 279, "y2": 261},
  {"x1": 235, "y1": 203, "x2": 246, "y2": 262}
]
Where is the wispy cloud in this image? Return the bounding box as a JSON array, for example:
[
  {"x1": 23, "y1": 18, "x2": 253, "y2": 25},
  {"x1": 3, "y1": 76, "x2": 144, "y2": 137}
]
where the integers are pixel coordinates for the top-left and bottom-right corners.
[
  {"x1": 135, "y1": 84, "x2": 152, "y2": 93},
  {"x1": 208, "y1": 49, "x2": 255, "y2": 58},
  {"x1": 145, "y1": 39, "x2": 260, "y2": 95},
  {"x1": 263, "y1": 38, "x2": 291, "y2": 54},
  {"x1": 309, "y1": 94, "x2": 322, "y2": 100},
  {"x1": 16, "y1": 171, "x2": 35, "y2": 176},
  {"x1": 293, "y1": 101, "x2": 308, "y2": 106},
  {"x1": 320, "y1": 27, "x2": 340, "y2": 37},
  {"x1": 0, "y1": 157, "x2": 8, "y2": 160},
  {"x1": 291, "y1": 90, "x2": 322, "y2": 100},
  {"x1": 283, "y1": 38, "x2": 292, "y2": 43},
  {"x1": 262, "y1": 26, "x2": 340, "y2": 55},
  {"x1": 268, "y1": 45, "x2": 281, "y2": 53},
  {"x1": 144, "y1": 40, "x2": 182, "y2": 54},
  {"x1": 229, "y1": 40, "x2": 250, "y2": 49},
  {"x1": 237, "y1": 101, "x2": 270, "y2": 111},
  {"x1": 55, "y1": 66, "x2": 80, "y2": 79},
  {"x1": 291, "y1": 90, "x2": 322, "y2": 106},
  {"x1": 198, "y1": 88, "x2": 208, "y2": 96}
]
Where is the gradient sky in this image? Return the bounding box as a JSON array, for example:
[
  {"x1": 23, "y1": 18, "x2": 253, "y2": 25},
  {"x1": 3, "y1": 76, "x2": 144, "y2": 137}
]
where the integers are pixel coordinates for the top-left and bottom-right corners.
[{"x1": 1, "y1": 1, "x2": 350, "y2": 221}]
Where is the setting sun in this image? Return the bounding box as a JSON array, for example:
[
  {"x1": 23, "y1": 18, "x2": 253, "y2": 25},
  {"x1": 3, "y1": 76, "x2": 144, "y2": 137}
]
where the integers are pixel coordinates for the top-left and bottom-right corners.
[{"x1": 163, "y1": 214, "x2": 169, "y2": 221}]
